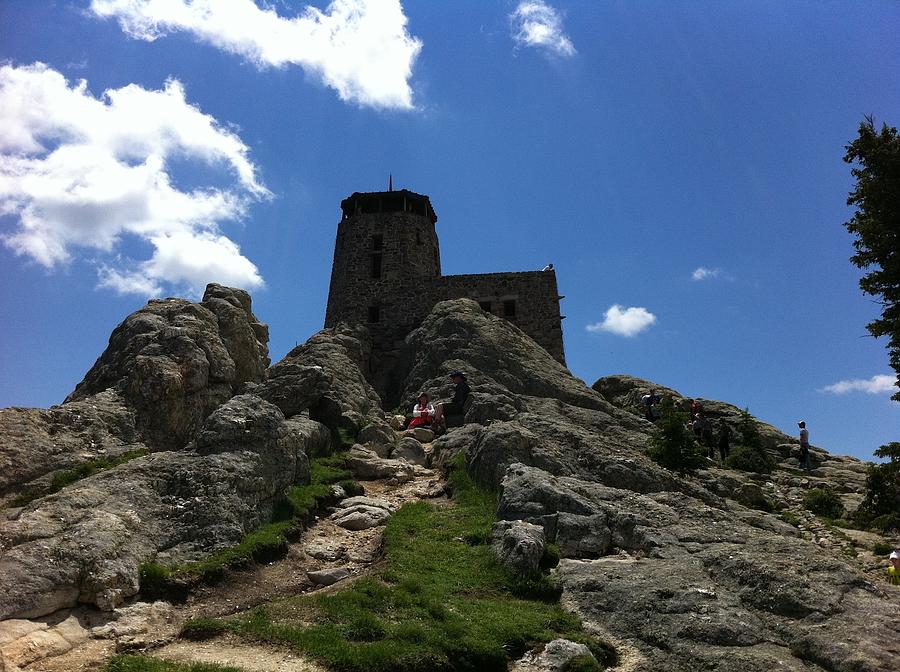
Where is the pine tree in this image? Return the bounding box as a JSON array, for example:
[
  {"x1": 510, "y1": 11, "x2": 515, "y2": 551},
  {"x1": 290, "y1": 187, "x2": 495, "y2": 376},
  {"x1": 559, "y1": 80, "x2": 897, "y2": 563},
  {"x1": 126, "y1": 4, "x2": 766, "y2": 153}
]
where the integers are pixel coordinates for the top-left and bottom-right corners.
[
  {"x1": 647, "y1": 398, "x2": 705, "y2": 473},
  {"x1": 843, "y1": 117, "x2": 900, "y2": 401}
]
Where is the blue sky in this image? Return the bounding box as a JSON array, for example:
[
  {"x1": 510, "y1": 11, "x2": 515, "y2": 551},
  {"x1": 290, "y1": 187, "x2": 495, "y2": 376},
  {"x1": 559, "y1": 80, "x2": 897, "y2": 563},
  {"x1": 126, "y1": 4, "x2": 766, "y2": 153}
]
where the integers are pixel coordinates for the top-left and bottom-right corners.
[{"x1": 1, "y1": 1, "x2": 898, "y2": 461}]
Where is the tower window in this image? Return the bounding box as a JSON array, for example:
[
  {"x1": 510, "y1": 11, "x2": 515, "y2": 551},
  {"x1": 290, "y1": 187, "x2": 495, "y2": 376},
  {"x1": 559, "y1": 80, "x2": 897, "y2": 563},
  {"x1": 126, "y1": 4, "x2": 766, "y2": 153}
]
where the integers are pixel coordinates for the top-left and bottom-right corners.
[
  {"x1": 503, "y1": 300, "x2": 517, "y2": 318},
  {"x1": 367, "y1": 306, "x2": 380, "y2": 323},
  {"x1": 371, "y1": 254, "x2": 383, "y2": 279},
  {"x1": 416, "y1": 230, "x2": 423, "y2": 245},
  {"x1": 372, "y1": 234, "x2": 383, "y2": 251}
]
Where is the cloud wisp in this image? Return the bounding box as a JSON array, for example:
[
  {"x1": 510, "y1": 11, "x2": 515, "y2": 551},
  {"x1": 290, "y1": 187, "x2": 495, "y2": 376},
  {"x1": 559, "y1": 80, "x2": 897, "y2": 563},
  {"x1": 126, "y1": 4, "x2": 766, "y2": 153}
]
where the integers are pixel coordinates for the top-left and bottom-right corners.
[
  {"x1": 0, "y1": 62, "x2": 267, "y2": 296},
  {"x1": 587, "y1": 305, "x2": 657, "y2": 337},
  {"x1": 510, "y1": 1, "x2": 575, "y2": 57},
  {"x1": 90, "y1": 0, "x2": 422, "y2": 110},
  {"x1": 692, "y1": 266, "x2": 721, "y2": 281},
  {"x1": 818, "y1": 374, "x2": 896, "y2": 396}
]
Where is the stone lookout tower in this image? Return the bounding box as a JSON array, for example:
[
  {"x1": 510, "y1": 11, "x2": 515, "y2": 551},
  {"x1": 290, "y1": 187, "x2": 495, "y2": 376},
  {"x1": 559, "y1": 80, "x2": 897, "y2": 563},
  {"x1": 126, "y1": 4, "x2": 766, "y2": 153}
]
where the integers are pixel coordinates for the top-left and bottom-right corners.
[{"x1": 325, "y1": 187, "x2": 565, "y2": 398}]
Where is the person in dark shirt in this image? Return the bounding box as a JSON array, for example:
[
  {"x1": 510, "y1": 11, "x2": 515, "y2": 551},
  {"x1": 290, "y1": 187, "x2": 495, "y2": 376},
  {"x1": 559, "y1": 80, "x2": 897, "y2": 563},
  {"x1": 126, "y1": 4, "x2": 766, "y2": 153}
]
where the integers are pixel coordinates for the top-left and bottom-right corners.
[{"x1": 433, "y1": 371, "x2": 470, "y2": 432}]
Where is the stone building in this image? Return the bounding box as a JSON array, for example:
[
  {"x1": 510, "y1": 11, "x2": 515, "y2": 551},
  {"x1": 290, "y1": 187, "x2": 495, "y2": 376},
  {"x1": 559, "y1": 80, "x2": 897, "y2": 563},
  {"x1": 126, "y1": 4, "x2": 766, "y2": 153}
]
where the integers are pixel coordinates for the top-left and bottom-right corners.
[{"x1": 325, "y1": 187, "x2": 565, "y2": 400}]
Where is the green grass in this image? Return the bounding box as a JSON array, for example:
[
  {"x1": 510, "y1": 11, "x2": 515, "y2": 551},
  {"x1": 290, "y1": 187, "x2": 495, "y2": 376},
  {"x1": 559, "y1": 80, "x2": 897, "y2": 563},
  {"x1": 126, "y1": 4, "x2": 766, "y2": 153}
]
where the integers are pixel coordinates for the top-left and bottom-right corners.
[
  {"x1": 140, "y1": 453, "x2": 356, "y2": 599},
  {"x1": 177, "y1": 453, "x2": 614, "y2": 672},
  {"x1": 780, "y1": 511, "x2": 802, "y2": 527},
  {"x1": 106, "y1": 656, "x2": 242, "y2": 672},
  {"x1": 10, "y1": 448, "x2": 150, "y2": 507}
]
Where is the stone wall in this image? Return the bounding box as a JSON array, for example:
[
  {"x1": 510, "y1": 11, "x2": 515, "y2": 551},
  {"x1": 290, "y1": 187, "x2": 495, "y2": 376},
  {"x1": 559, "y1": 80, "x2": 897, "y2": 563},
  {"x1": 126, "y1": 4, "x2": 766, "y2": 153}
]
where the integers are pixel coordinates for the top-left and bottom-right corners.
[{"x1": 434, "y1": 271, "x2": 565, "y2": 363}]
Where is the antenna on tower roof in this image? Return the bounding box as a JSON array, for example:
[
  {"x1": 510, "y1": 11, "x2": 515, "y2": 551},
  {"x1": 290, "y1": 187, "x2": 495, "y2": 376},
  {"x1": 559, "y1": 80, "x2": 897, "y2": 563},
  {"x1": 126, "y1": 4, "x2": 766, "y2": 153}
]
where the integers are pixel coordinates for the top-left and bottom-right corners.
[{"x1": 388, "y1": 174, "x2": 393, "y2": 192}]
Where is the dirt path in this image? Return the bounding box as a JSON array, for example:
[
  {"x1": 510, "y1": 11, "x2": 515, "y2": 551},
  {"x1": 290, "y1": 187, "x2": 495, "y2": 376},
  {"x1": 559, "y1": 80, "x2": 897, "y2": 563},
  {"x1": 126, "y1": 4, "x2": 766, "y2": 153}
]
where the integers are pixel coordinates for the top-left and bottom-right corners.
[{"x1": 14, "y1": 452, "x2": 444, "y2": 672}]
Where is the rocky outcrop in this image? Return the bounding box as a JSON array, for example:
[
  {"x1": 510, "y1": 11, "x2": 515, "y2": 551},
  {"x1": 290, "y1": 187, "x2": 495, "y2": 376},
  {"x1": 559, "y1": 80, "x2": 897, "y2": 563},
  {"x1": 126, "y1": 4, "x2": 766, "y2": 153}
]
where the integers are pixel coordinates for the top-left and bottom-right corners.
[
  {"x1": 271, "y1": 324, "x2": 382, "y2": 434},
  {"x1": 0, "y1": 395, "x2": 326, "y2": 620},
  {"x1": 0, "y1": 390, "x2": 142, "y2": 505},
  {"x1": 402, "y1": 299, "x2": 899, "y2": 672},
  {"x1": 66, "y1": 284, "x2": 270, "y2": 450}
]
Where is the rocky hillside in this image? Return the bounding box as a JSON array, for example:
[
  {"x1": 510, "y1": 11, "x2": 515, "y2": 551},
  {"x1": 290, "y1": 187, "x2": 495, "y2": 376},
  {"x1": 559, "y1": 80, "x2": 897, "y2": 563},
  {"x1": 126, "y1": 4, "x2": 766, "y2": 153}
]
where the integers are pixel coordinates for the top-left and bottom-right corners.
[{"x1": 0, "y1": 290, "x2": 897, "y2": 672}]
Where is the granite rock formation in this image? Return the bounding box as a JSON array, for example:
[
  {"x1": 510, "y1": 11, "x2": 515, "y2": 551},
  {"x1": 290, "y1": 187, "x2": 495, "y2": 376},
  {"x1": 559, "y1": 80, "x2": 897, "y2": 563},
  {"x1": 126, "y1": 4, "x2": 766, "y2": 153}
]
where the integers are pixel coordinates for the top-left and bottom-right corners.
[
  {"x1": 410, "y1": 299, "x2": 898, "y2": 672},
  {"x1": 0, "y1": 290, "x2": 897, "y2": 671}
]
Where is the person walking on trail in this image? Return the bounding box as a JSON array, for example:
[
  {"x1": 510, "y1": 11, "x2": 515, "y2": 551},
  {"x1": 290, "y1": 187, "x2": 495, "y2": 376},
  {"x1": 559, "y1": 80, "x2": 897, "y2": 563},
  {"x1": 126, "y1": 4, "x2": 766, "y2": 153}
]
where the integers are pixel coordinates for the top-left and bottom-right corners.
[
  {"x1": 798, "y1": 420, "x2": 811, "y2": 471},
  {"x1": 433, "y1": 371, "x2": 471, "y2": 432},
  {"x1": 407, "y1": 392, "x2": 435, "y2": 430},
  {"x1": 889, "y1": 551, "x2": 900, "y2": 586},
  {"x1": 718, "y1": 422, "x2": 731, "y2": 462}
]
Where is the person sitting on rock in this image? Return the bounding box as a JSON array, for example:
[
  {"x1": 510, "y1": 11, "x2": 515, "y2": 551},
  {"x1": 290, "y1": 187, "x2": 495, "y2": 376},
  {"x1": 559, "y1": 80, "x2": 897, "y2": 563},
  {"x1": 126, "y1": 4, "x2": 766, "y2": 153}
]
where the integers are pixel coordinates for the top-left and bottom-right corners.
[
  {"x1": 433, "y1": 371, "x2": 471, "y2": 432},
  {"x1": 888, "y1": 550, "x2": 900, "y2": 586},
  {"x1": 407, "y1": 392, "x2": 435, "y2": 430}
]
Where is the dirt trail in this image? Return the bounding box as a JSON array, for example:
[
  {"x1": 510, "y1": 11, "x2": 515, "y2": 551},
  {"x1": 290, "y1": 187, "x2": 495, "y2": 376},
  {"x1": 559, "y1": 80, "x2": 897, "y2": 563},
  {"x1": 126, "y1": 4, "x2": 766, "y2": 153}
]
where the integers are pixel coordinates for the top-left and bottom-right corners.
[{"x1": 14, "y1": 450, "x2": 444, "y2": 672}]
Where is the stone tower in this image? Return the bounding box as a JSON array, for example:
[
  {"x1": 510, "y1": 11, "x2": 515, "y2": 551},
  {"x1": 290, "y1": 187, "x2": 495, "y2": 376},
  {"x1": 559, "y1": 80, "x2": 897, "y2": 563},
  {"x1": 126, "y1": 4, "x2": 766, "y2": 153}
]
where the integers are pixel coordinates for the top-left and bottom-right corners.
[
  {"x1": 325, "y1": 189, "x2": 441, "y2": 356},
  {"x1": 325, "y1": 187, "x2": 566, "y2": 403}
]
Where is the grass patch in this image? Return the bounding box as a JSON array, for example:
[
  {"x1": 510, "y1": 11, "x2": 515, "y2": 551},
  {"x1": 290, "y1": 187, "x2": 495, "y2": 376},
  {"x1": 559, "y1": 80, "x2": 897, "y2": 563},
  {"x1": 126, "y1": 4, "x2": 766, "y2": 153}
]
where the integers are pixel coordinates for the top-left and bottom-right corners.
[
  {"x1": 180, "y1": 618, "x2": 230, "y2": 641},
  {"x1": 140, "y1": 453, "x2": 357, "y2": 600},
  {"x1": 780, "y1": 511, "x2": 801, "y2": 527},
  {"x1": 106, "y1": 656, "x2": 241, "y2": 672},
  {"x1": 10, "y1": 448, "x2": 150, "y2": 507},
  {"x1": 203, "y1": 452, "x2": 615, "y2": 672}
]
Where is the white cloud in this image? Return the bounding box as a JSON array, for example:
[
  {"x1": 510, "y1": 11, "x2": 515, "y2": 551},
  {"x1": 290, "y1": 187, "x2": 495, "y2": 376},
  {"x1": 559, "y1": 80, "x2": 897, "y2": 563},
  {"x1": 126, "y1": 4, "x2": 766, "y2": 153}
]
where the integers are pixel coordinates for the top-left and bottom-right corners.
[
  {"x1": 0, "y1": 62, "x2": 266, "y2": 296},
  {"x1": 510, "y1": 1, "x2": 575, "y2": 57},
  {"x1": 818, "y1": 375, "x2": 896, "y2": 395},
  {"x1": 90, "y1": 0, "x2": 422, "y2": 110},
  {"x1": 691, "y1": 266, "x2": 721, "y2": 281},
  {"x1": 587, "y1": 305, "x2": 657, "y2": 337}
]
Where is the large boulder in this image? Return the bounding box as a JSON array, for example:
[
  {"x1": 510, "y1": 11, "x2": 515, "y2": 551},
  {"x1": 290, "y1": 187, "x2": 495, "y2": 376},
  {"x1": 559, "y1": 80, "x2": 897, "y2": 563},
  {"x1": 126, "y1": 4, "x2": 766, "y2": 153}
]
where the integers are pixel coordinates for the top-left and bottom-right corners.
[
  {"x1": 490, "y1": 520, "x2": 545, "y2": 573},
  {"x1": 65, "y1": 284, "x2": 270, "y2": 450},
  {"x1": 270, "y1": 324, "x2": 382, "y2": 435},
  {"x1": 0, "y1": 395, "x2": 325, "y2": 619}
]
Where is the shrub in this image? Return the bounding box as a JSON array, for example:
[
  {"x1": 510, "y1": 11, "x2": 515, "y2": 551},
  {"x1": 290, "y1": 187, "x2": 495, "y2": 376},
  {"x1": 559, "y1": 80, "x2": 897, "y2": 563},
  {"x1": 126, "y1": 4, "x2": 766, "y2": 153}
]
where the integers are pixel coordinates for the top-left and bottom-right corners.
[
  {"x1": 868, "y1": 513, "x2": 900, "y2": 533},
  {"x1": 780, "y1": 511, "x2": 801, "y2": 527},
  {"x1": 561, "y1": 656, "x2": 603, "y2": 672},
  {"x1": 872, "y1": 541, "x2": 896, "y2": 556},
  {"x1": 647, "y1": 399, "x2": 705, "y2": 473},
  {"x1": 853, "y1": 442, "x2": 900, "y2": 531},
  {"x1": 725, "y1": 445, "x2": 774, "y2": 474},
  {"x1": 724, "y1": 410, "x2": 774, "y2": 473},
  {"x1": 802, "y1": 488, "x2": 844, "y2": 519}
]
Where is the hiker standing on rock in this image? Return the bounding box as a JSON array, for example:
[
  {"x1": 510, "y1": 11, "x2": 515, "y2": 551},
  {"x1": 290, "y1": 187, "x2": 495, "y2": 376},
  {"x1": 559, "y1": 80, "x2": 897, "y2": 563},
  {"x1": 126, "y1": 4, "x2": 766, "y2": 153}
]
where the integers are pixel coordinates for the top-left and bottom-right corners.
[
  {"x1": 718, "y1": 421, "x2": 731, "y2": 461},
  {"x1": 798, "y1": 421, "x2": 811, "y2": 471},
  {"x1": 888, "y1": 551, "x2": 900, "y2": 586},
  {"x1": 433, "y1": 371, "x2": 471, "y2": 433}
]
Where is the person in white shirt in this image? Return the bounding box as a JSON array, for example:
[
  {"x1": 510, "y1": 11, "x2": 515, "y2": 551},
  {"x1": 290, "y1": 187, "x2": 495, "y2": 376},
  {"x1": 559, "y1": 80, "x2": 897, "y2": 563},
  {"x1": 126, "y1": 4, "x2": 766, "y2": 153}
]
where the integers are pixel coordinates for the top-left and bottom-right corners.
[
  {"x1": 408, "y1": 392, "x2": 435, "y2": 430},
  {"x1": 798, "y1": 420, "x2": 810, "y2": 470}
]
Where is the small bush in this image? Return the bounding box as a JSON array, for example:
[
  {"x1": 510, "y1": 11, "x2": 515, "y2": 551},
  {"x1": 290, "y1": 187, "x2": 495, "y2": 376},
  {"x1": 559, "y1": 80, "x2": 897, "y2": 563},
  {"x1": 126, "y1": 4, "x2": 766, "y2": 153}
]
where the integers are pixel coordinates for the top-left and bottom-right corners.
[
  {"x1": 180, "y1": 618, "x2": 229, "y2": 641},
  {"x1": 647, "y1": 399, "x2": 705, "y2": 473},
  {"x1": 802, "y1": 488, "x2": 844, "y2": 519},
  {"x1": 561, "y1": 656, "x2": 603, "y2": 672},
  {"x1": 872, "y1": 541, "x2": 896, "y2": 556},
  {"x1": 780, "y1": 511, "x2": 801, "y2": 527},
  {"x1": 725, "y1": 445, "x2": 774, "y2": 474},
  {"x1": 868, "y1": 513, "x2": 900, "y2": 533},
  {"x1": 337, "y1": 479, "x2": 365, "y2": 496}
]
